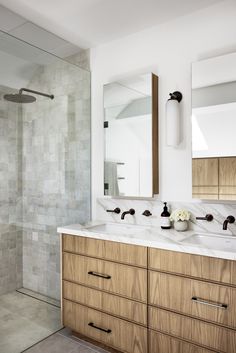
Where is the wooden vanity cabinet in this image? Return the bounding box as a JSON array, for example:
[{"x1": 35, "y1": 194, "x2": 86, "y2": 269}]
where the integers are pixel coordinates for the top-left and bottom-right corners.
[
  {"x1": 62, "y1": 234, "x2": 236, "y2": 353},
  {"x1": 148, "y1": 247, "x2": 236, "y2": 353},
  {"x1": 62, "y1": 234, "x2": 148, "y2": 353}
]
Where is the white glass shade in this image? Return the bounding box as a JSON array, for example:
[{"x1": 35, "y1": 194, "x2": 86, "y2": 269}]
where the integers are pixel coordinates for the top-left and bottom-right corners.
[{"x1": 166, "y1": 99, "x2": 180, "y2": 146}]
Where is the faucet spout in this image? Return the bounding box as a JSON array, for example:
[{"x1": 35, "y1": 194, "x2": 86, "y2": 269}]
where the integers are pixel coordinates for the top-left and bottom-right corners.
[
  {"x1": 223, "y1": 219, "x2": 229, "y2": 230},
  {"x1": 223, "y1": 215, "x2": 235, "y2": 230},
  {"x1": 121, "y1": 208, "x2": 135, "y2": 220}
]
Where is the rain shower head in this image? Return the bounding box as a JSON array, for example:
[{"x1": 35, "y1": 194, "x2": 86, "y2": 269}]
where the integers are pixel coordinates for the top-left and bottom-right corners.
[{"x1": 4, "y1": 88, "x2": 54, "y2": 103}]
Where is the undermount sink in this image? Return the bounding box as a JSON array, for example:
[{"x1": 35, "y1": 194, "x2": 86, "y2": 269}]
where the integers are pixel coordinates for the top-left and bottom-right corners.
[
  {"x1": 182, "y1": 233, "x2": 236, "y2": 252},
  {"x1": 86, "y1": 222, "x2": 149, "y2": 236}
]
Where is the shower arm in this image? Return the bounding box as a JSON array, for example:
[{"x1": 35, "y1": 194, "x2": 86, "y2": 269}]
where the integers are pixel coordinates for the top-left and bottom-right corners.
[{"x1": 19, "y1": 88, "x2": 54, "y2": 100}]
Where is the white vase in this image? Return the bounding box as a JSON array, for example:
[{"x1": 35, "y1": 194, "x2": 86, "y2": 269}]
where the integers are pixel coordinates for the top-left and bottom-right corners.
[{"x1": 174, "y1": 220, "x2": 188, "y2": 232}]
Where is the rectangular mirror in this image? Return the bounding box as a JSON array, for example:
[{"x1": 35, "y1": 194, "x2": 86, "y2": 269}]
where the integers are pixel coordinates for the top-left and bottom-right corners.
[
  {"x1": 103, "y1": 73, "x2": 158, "y2": 197},
  {"x1": 192, "y1": 52, "x2": 236, "y2": 200}
]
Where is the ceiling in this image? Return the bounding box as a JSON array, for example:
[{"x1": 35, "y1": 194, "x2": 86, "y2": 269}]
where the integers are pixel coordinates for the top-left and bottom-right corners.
[
  {"x1": 0, "y1": 4, "x2": 82, "y2": 57},
  {"x1": 0, "y1": 0, "x2": 223, "y2": 49}
]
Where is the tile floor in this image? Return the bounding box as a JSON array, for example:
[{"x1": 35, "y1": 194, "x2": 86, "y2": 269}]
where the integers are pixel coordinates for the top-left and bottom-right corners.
[
  {"x1": 24, "y1": 329, "x2": 109, "y2": 353},
  {"x1": 0, "y1": 290, "x2": 62, "y2": 353}
]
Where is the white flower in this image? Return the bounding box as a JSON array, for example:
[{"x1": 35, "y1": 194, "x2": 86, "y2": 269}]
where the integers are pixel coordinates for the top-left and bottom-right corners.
[{"x1": 170, "y1": 209, "x2": 191, "y2": 222}]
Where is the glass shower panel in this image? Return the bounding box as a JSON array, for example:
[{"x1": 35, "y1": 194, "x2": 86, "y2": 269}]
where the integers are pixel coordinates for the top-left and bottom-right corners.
[{"x1": 0, "y1": 30, "x2": 91, "y2": 352}]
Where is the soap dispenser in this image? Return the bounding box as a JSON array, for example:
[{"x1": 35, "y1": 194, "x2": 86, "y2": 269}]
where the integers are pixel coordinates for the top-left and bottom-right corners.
[{"x1": 161, "y1": 202, "x2": 171, "y2": 229}]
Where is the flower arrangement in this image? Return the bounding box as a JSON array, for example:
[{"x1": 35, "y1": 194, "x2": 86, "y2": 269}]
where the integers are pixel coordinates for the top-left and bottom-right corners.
[{"x1": 170, "y1": 209, "x2": 191, "y2": 222}]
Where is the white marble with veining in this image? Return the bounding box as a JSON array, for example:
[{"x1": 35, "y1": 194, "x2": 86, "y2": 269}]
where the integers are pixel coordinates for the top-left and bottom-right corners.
[{"x1": 58, "y1": 220, "x2": 236, "y2": 261}]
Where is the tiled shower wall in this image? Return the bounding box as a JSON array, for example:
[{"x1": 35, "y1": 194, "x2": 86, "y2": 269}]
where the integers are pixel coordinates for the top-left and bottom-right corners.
[
  {"x1": 0, "y1": 86, "x2": 23, "y2": 295},
  {"x1": 22, "y1": 60, "x2": 91, "y2": 299}
]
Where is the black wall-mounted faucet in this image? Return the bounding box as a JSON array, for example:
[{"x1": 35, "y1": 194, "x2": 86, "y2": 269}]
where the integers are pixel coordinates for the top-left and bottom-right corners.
[
  {"x1": 106, "y1": 208, "x2": 121, "y2": 214},
  {"x1": 121, "y1": 208, "x2": 135, "y2": 220},
  {"x1": 223, "y1": 215, "x2": 235, "y2": 230}
]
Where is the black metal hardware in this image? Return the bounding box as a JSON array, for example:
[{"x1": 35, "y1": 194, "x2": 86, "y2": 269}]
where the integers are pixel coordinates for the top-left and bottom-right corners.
[
  {"x1": 117, "y1": 177, "x2": 125, "y2": 180},
  {"x1": 88, "y1": 322, "x2": 112, "y2": 334},
  {"x1": 196, "y1": 214, "x2": 213, "y2": 222},
  {"x1": 104, "y1": 121, "x2": 109, "y2": 128},
  {"x1": 121, "y1": 208, "x2": 135, "y2": 220},
  {"x1": 19, "y1": 88, "x2": 54, "y2": 99},
  {"x1": 169, "y1": 91, "x2": 183, "y2": 102},
  {"x1": 192, "y1": 296, "x2": 228, "y2": 309},
  {"x1": 223, "y1": 215, "x2": 235, "y2": 230},
  {"x1": 88, "y1": 271, "x2": 111, "y2": 279},
  {"x1": 142, "y1": 210, "x2": 152, "y2": 217},
  {"x1": 106, "y1": 208, "x2": 121, "y2": 214}
]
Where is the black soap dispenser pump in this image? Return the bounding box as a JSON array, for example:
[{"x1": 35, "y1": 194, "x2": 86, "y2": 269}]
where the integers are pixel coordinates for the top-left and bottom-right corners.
[{"x1": 161, "y1": 202, "x2": 171, "y2": 229}]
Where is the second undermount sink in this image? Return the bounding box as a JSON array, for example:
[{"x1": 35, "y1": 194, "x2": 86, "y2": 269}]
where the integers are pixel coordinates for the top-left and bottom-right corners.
[
  {"x1": 182, "y1": 233, "x2": 236, "y2": 252},
  {"x1": 85, "y1": 222, "x2": 149, "y2": 236}
]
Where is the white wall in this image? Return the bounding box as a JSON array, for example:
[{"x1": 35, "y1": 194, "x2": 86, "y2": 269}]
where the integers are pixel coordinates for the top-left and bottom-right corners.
[{"x1": 90, "y1": 0, "x2": 236, "y2": 218}]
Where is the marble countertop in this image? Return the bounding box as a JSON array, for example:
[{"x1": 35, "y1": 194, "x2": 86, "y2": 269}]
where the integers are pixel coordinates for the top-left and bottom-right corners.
[{"x1": 57, "y1": 221, "x2": 236, "y2": 261}]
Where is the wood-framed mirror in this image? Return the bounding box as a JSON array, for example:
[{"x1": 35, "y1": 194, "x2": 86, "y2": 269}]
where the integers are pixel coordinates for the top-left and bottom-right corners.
[{"x1": 103, "y1": 73, "x2": 159, "y2": 198}]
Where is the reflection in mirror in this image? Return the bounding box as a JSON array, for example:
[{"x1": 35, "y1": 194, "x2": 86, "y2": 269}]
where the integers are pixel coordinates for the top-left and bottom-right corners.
[
  {"x1": 103, "y1": 73, "x2": 158, "y2": 198},
  {"x1": 192, "y1": 52, "x2": 236, "y2": 200}
]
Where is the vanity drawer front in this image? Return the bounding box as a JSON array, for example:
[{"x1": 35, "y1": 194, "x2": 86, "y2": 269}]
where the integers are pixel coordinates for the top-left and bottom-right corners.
[
  {"x1": 149, "y1": 307, "x2": 236, "y2": 353},
  {"x1": 149, "y1": 247, "x2": 233, "y2": 285},
  {"x1": 62, "y1": 234, "x2": 147, "y2": 268},
  {"x1": 63, "y1": 300, "x2": 147, "y2": 353},
  {"x1": 149, "y1": 271, "x2": 236, "y2": 328},
  {"x1": 63, "y1": 281, "x2": 147, "y2": 325},
  {"x1": 149, "y1": 330, "x2": 219, "y2": 353},
  {"x1": 63, "y1": 253, "x2": 147, "y2": 302}
]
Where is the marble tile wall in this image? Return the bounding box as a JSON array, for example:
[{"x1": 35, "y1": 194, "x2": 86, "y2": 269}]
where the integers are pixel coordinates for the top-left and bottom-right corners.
[
  {"x1": 22, "y1": 58, "x2": 91, "y2": 299},
  {"x1": 97, "y1": 198, "x2": 236, "y2": 236},
  {"x1": 0, "y1": 86, "x2": 23, "y2": 295}
]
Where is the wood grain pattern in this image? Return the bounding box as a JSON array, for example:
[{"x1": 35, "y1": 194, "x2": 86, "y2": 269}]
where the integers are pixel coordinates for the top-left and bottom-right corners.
[
  {"x1": 152, "y1": 73, "x2": 159, "y2": 195},
  {"x1": 63, "y1": 281, "x2": 147, "y2": 325},
  {"x1": 149, "y1": 306, "x2": 236, "y2": 353},
  {"x1": 192, "y1": 158, "x2": 219, "y2": 200},
  {"x1": 219, "y1": 157, "x2": 236, "y2": 186},
  {"x1": 62, "y1": 234, "x2": 147, "y2": 268},
  {"x1": 149, "y1": 329, "x2": 223, "y2": 353},
  {"x1": 149, "y1": 271, "x2": 236, "y2": 328},
  {"x1": 192, "y1": 158, "x2": 219, "y2": 186},
  {"x1": 192, "y1": 186, "x2": 219, "y2": 194},
  {"x1": 63, "y1": 252, "x2": 147, "y2": 302},
  {"x1": 148, "y1": 247, "x2": 233, "y2": 285},
  {"x1": 63, "y1": 300, "x2": 147, "y2": 353}
]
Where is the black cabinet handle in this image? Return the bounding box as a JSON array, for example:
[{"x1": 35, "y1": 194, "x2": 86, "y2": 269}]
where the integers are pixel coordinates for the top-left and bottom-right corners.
[
  {"x1": 192, "y1": 296, "x2": 228, "y2": 309},
  {"x1": 88, "y1": 271, "x2": 111, "y2": 279},
  {"x1": 88, "y1": 322, "x2": 112, "y2": 334}
]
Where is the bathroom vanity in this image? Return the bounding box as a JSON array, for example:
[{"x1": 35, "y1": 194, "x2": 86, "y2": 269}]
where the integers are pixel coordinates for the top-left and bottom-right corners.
[{"x1": 58, "y1": 224, "x2": 236, "y2": 353}]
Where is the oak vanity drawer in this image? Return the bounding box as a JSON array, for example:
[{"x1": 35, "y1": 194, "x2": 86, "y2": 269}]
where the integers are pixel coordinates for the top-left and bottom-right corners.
[
  {"x1": 63, "y1": 253, "x2": 147, "y2": 302},
  {"x1": 149, "y1": 330, "x2": 218, "y2": 353},
  {"x1": 149, "y1": 271, "x2": 236, "y2": 328},
  {"x1": 63, "y1": 281, "x2": 147, "y2": 325},
  {"x1": 149, "y1": 248, "x2": 234, "y2": 285},
  {"x1": 62, "y1": 234, "x2": 147, "y2": 268},
  {"x1": 149, "y1": 307, "x2": 236, "y2": 353},
  {"x1": 63, "y1": 300, "x2": 147, "y2": 353}
]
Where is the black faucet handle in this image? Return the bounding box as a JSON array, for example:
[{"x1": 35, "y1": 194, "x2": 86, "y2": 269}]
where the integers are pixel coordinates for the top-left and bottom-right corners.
[
  {"x1": 227, "y1": 215, "x2": 235, "y2": 223},
  {"x1": 196, "y1": 214, "x2": 213, "y2": 222},
  {"x1": 106, "y1": 208, "x2": 121, "y2": 214},
  {"x1": 129, "y1": 208, "x2": 135, "y2": 215},
  {"x1": 142, "y1": 210, "x2": 152, "y2": 217}
]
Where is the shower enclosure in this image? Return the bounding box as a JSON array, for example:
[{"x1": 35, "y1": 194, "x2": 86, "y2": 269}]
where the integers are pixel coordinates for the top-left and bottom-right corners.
[{"x1": 0, "y1": 30, "x2": 91, "y2": 353}]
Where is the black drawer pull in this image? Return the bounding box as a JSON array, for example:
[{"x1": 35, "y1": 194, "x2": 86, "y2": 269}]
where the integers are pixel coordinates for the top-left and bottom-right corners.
[
  {"x1": 88, "y1": 271, "x2": 111, "y2": 279},
  {"x1": 192, "y1": 296, "x2": 228, "y2": 309},
  {"x1": 88, "y1": 322, "x2": 112, "y2": 333}
]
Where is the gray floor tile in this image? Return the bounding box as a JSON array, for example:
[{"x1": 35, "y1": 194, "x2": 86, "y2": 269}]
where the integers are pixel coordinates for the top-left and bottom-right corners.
[{"x1": 0, "y1": 291, "x2": 62, "y2": 353}]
